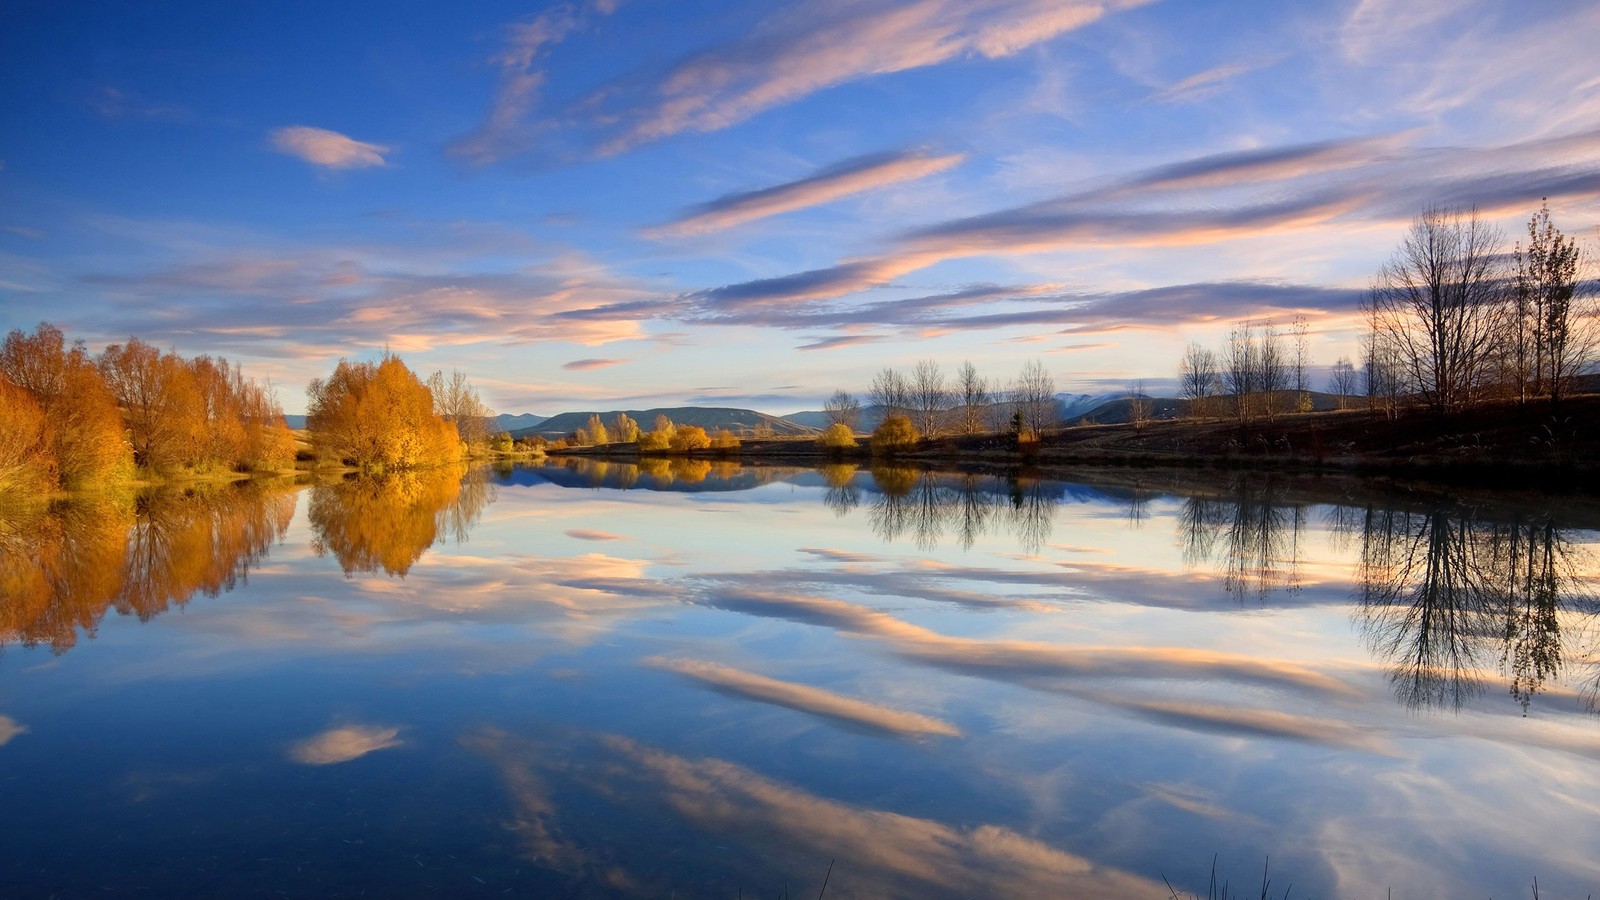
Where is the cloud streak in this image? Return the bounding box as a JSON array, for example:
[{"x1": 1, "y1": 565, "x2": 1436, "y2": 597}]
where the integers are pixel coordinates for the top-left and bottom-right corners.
[
  {"x1": 649, "y1": 150, "x2": 964, "y2": 237},
  {"x1": 648, "y1": 656, "x2": 961, "y2": 738},
  {"x1": 270, "y1": 126, "x2": 390, "y2": 169}
]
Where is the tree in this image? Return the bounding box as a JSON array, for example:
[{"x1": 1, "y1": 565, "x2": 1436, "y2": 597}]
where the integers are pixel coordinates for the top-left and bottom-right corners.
[
  {"x1": 1366, "y1": 206, "x2": 1509, "y2": 414},
  {"x1": 1291, "y1": 316, "x2": 1311, "y2": 412},
  {"x1": 639, "y1": 415, "x2": 676, "y2": 452},
  {"x1": 670, "y1": 425, "x2": 710, "y2": 451},
  {"x1": 818, "y1": 423, "x2": 857, "y2": 451},
  {"x1": 909, "y1": 359, "x2": 949, "y2": 438},
  {"x1": 823, "y1": 390, "x2": 861, "y2": 431},
  {"x1": 0, "y1": 378, "x2": 53, "y2": 492},
  {"x1": 868, "y1": 367, "x2": 909, "y2": 420},
  {"x1": 1010, "y1": 360, "x2": 1056, "y2": 439},
  {"x1": 1513, "y1": 200, "x2": 1593, "y2": 405},
  {"x1": 1128, "y1": 379, "x2": 1151, "y2": 431},
  {"x1": 585, "y1": 413, "x2": 609, "y2": 445},
  {"x1": 0, "y1": 323, "x2": 128, "y2": 486},
  {"x1": 955, "y1": 361, "x2": 990, "y2": 435},
  {"x1": 427, "y1": 369, "x2": 495, "y2": 451},
  {"x1": 1178, "y1": 342, "x2": 1220, "y2": 419},
  {"x1": 306, "y1": 353, "x2": 460, "y2": 471},
  {"x1": 1328, "y1": 356, "x2": 1357, "y2": 409},
  {"x1": 97, "y1": 338, "x2": 206, "y2": 471},
  {"x1": 610, "y1": 412, "x2": 641, "y2": 443},
  {"x1": 1224, "y1": 321, "x2": 1259, "y2": 424},
  {"x1": 871, "y1": 414, "x2": 919, "y2": 455}
]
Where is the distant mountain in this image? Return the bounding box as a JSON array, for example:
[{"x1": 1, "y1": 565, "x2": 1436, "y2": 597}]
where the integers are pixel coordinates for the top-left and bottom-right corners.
[
  {"x1": 284, "y1": 412, "x2": 544, "y2": 433},
  {"x1": 512, "y1": 407, "x2": 816, "y2": 440},
  {"x1": 494, "y1": 413, "x2": 546, "y2": 433}
]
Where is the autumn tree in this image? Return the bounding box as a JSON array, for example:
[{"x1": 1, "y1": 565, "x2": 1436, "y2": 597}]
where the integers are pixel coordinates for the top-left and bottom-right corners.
[
  {"x1": 0, "y1": 323, "x2": 128, "y2": 486},
  {"x1": 823, "y1": 390, "x2": 861, "y2": 431},
  {"x1": 639, "y1": 415, "x2": 676, "y2": 452},
  {"x1": 611, "y1": 412, "x2": 641, "y2": 443},
  {"x1": 818, "y1": 422, "x2": 857, "y2": 451},
  {"x1": 670, "y1": 425, "x2": 710, "y2": 451},
  {"x1": 97, "y1": 338, "x2": 206, "y2": 471},
  {"x1": 871, "y1": 414, "x2": 919, "y2": 456},
  {"x1": 0, "y1": 378, "x2": 53, "y2": 492},
  {"x1": 585, "y1": 413, "x2": 609, "y2": 445},
  {"x1": 306, "y1": 353, "x2": 461, "y2": 471}
]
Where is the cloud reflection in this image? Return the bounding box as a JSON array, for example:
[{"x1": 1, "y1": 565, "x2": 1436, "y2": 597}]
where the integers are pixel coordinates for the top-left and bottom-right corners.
[
  {"x1": 288, "y1": 724, "x2": 403, "y2": 765},
  {"x1": 647, "y1": 657, "x2": 961, "y2": 738}
]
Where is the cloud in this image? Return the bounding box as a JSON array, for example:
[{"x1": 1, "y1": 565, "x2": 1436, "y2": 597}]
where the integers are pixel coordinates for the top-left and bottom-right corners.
[
  {"x1": 0, "y1": 715, "x2": 26, "y2": 747},
  {"x1": 449, "y1": 3, "x2": 599, "y2": 164},
  {"x1": 648, "y1": 656, "x2": 961, "y2": 738},
  {"x1": 565, "y1": 529, "x2": 625, "y2": 541},
  {"x1": 1150, "y1": 60, "x2": 1262, "y2": 103},
  {"x1": 460, "y1": 0, "x2": 1145, "y2": 161},
  {"x1": 270, "y1": 126, "x2": 390, "y2": 169},
  {"x1": 288, "y1": 724, "x2": 403, "y2": 765},
  {"x1": 649, "y1": 150, "x2": 965, "y2": 237},
  {"x1": 676, "y1": 127, "x2": 1600, "y2": 311},
  {"x1": 562, "y1": 357, "x2": 627, "y2": 370},
  {"x1": 88, "y1": 85, "x2": 192, "y2": 122},
  {"x1": 796, "y1": 333, "x2": 885, "y2": 351}
]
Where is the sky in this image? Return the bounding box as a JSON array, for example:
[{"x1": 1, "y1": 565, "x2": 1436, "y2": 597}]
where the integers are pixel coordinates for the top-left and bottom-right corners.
[{"x1": 2, "y1": 0, "x2": 1599, "y2": 416}]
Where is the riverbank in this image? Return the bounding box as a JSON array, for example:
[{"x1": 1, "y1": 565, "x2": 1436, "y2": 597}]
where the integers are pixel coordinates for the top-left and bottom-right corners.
[{"x1": 548, "y1": 395, "x2": 1600, "y2": 491}]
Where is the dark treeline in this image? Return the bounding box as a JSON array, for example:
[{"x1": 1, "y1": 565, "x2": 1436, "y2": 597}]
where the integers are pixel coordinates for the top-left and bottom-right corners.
[
  {"x1": 822, "y1": 358, "x2": 1059, "y2": 453},
  {"x1": 1, "y1": 323, "x2": 297, "y2": 490}
]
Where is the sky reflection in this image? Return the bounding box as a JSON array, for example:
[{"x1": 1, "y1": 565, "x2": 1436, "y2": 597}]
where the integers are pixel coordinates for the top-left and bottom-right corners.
[{"x1": 1, "y1": 462, "x2": 1598, "y2": 897}]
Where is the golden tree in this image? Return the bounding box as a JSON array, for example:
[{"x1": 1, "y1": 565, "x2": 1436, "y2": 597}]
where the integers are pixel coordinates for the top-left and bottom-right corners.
[{"x1": 307, "y1": 353, "x2": 461, "y2": 470}]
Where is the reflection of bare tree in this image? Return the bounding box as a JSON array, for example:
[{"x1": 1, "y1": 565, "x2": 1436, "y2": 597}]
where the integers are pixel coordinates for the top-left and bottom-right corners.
[
  {"x1": 1176, "y1": 478, "x2": 1306, "y2": 603},
  {"x1": 1356, "y1": 505, "x2": 1598, "y2": 712},
  {"x1": 310, "y1": 465, "x2": 492, "y2": 577},
  {"x1": 860, "y1": 468, "x2": 1054, "y2": 553},
  {"x1": 1, "y1": 480, "x2": 297, "y2": 654}
]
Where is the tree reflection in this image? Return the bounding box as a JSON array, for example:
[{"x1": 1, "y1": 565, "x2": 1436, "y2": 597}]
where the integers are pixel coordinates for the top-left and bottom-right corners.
[
  {"x1": 1175, "y1": 478, "x2": 1307, "y2": 603},
  {"x1": 1, "y1": 480, "x2": 297, "y2": 654},
  {"x1": 1355, "y1": 505, "x2": 1598, "y2": 713},
  {"x1": 820, "y1": 464, "x2": 860, "y2": 517},
  {"x1": 857, "y1": 468, "x2": 1056, "y2": 553},
  {"x1": 308, "y1": 465, "x2": 493, "y2": 576}
]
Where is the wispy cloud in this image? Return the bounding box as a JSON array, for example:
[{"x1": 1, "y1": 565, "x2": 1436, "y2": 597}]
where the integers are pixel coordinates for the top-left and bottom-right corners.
[
  {"x1": 796, "y1": 333, "x2": 885, "y2": 351},
  {"x1": 88, "y1": 85, "x2": 192, "y2": 122},
  {"x1": 270, "y1": 126, "x2": 390, "y2": 169},
  {"x1": 648, "y1": 150, "x2": 965, "y2": 237},
  {"x1": 566, "y1": 529, "x2": 625, "y2": 541},
  {"x1": 288, "y1": 724, "x2": 403, "y2": 765},
  {"x1": 562, "y1": 357, "x2": 627, "y2": 370},
  {"x1": 648, "y1": 657, "x2": 961, "y2": 738},
  {"x1": 0, "y1": 715, "x2": 26, "y2": 747},
  {"x1": 1149, "y1": 60, "x2": 1262, "y2": 103}
]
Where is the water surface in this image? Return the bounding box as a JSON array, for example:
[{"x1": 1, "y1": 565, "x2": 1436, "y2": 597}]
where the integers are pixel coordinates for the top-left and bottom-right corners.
[{"x1": 3, "y1": 462, "x2": 1598, "y2": 898}]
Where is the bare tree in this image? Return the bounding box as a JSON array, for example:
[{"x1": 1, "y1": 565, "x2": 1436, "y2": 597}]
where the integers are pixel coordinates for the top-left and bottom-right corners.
[
  {"x1": 1128, "y1": 379, "x2": 1151, "y2": 431},
  {"x1": 909, "y1": 358, "x2": 950, "y2": 438},
  {"x1": 868, "y1": 367, "x2": 909, "y2": 421},
  {"x1": 823, "y1": 389, "x2": 861, "y2": 431},
  {"x1": 1224, "y1": 321, "x2": 1259, "y2": 424},
  {"x1": 427, "y1": 369, "x2": 495, "y2": 449},
  {"x1": 1178, "y1": 342, "x2": 1220, "y2": 419},
  {"x1": 1367, "y1": 206, "x2": 1510, "y2": 414},
  {"x1": 1258, "y1": 320, "x2": 1289, "y2": 419},
  {"x1": 1011, "y1": 360, "x2": 1057, "y2": 439},
  {"x1": 955, "y1": 360, "x2": 990, "y2": 435},
  {"x1": 1514, "y1": 200, "x2": 1594, "y2": 405},
  {"x1": 1328, "y1": 356, "x2": 1357, "y2": 409},
  {"x1": 1291, "y1": 316, "x2": 1311, "y2": 413}
]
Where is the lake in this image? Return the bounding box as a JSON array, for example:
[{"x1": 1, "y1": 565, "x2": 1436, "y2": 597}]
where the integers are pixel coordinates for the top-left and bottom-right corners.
[{"x1": 2, "y1": 461, "x2": 1598, "y2": 898}]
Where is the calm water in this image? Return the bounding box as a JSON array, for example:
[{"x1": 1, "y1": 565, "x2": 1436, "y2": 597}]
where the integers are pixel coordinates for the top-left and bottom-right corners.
[{"x1": 2, "y1": 461, "x2": 1598, "y2": 898}]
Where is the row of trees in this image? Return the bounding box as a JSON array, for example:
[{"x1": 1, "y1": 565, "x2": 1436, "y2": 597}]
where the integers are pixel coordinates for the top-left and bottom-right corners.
[
  {"x1": 1, "y1": 323, "x2": 296, "y2": 491},
  {"x1": 1177, "y1": 318, "x2": 1314, "y2": 423},
  {"x1": 825, "y1": 358, "x2": 1059, "y2": 442}
]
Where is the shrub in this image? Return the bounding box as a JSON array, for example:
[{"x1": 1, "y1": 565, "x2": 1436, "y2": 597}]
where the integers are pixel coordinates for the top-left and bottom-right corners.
[
  {"x1": 871, "y1": 414, "x2": 919, "y2": 455},
  {"x1": 710, "y1": 429, "x2": 740, "y2": 452},
  {"x1": 818, "y1": 423, "x2": 857, "y2": 450},
  {"x1": 670, "y1": 425, "x2": 711, "y2": 452}
]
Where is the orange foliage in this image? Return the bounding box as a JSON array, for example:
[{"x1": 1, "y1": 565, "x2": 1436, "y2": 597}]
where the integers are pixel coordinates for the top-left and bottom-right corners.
[
  {"x1": 1, "y1": 323, "x2": 128, "y2": 487},
  {"x1": 306, "y1": 353, "x2": 462, "y2": 471},
  {"x1": 308, "y1": 465, "x2": 490, "y2": 576}
]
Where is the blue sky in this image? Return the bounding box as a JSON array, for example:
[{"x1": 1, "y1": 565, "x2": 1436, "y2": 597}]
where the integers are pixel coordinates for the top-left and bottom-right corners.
[{"x1": 3, "y1": 0, "x2": 1598, "y2": 415}]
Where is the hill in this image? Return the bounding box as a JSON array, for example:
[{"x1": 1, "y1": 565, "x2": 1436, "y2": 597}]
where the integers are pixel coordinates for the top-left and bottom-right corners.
[{"x1": 513, "y1": 407, "x2": 816, "y2": 440}]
